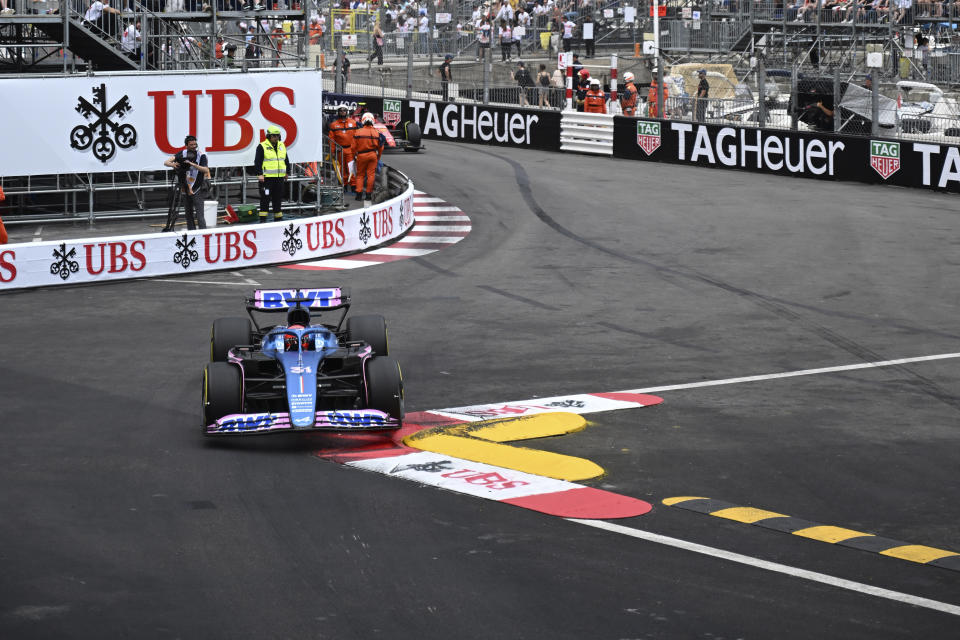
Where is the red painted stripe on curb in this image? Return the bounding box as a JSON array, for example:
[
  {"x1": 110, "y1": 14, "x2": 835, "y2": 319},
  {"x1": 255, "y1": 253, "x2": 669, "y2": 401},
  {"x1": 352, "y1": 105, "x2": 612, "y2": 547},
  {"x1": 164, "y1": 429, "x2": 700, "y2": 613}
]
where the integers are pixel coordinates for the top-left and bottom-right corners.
[
  {"x1": 591, "y1": 392, "x2": 665, "y2": 406},
  {"x1": 502, "y1": 487, "x2": 653, "y2": 519}
]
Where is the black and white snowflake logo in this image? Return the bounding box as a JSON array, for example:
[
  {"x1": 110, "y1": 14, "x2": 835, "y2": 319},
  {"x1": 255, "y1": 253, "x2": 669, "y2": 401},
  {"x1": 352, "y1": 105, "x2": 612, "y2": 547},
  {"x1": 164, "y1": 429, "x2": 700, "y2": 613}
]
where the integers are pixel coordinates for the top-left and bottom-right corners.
[
  {"x1": 49, "y1": 243, "x2": 79, "y2": 280},
  {"x1": 358, "y1": 211, "x2": 372, "y2": 245},
  {"x1": 281, "y1": 224, "x2": 303, "y2": 257},
  {"x1": 70, "y1": 83, "x2": 137, "y2": 163},
  {"x1": 173, "y1": 234, "x2": 199, "y2": 269}
]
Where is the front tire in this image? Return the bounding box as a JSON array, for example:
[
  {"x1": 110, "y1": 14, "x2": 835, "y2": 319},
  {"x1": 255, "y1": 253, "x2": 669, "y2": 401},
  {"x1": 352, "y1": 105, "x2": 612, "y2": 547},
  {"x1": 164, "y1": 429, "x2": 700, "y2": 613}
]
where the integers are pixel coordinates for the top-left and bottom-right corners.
[
  {"x1": 347, "y1": 314, "x2": 388, "y2": 356},
  {"x1": 365, "y1": 356, "x2": 404, "y2": 424},
  {"x1": 211, "y1": 317, "x2": 253, "y2": 361},
  {"x1": 202, "y1": 362, "x2": 243, "y2": 434}
]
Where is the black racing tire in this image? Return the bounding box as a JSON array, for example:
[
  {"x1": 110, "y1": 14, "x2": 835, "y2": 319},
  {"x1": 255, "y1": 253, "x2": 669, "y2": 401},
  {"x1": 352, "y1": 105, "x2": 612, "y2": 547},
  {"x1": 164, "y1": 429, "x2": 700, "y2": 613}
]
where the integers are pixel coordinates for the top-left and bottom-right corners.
[
  {"x1": 347, "y1": 314, "x2": 388, "y2": 356},
  {"x1": 202, "y1": 362, "x2": 243, "y2": 434},
  {"x1": 211, "y1": 317, "x2": 253, "y2": 361},
  {"x1": 365, "y1": 356, "x2": 404, "y2": 423},
  {"x1": 402, "y1": 121, "x2": 421, "y2": 152}
]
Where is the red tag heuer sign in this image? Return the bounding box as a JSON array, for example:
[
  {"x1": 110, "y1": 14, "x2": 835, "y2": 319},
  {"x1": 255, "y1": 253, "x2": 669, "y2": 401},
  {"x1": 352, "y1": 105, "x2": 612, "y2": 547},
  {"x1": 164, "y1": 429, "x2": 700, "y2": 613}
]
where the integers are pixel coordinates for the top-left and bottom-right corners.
[
  {"x1": 383, "y1": 99, "x2": 401, "y2": 127},
  {"x1": 637, "y1": 121, "x2": 661, "y2": 156},
  {"x1": 870, "y1": 140, "x2": 900, "y2": 179}
]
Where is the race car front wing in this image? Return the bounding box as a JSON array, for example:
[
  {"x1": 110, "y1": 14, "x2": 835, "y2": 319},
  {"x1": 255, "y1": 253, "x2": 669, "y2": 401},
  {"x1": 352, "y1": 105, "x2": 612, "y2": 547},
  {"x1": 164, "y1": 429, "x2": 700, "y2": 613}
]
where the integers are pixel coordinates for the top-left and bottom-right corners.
[{"x1": 206, "y1": 409, "x2": 399, "y2": 435}]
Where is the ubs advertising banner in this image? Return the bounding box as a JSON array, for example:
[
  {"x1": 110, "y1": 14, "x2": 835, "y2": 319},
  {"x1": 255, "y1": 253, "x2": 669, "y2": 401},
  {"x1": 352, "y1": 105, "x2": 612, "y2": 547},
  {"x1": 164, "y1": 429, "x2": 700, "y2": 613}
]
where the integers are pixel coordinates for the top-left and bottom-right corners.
[
  {"x1": 400, "y1": 99, "x2": 561, "y2": 150},
  {"x1": 1, "y1": 70, "x2": 324, "y2": 177},
  {"x1": 613, "y1": 119, "x2": 960, "y2": 193},
  {"x1": 0, "y1": 184, "x2": 414, "y2": 291}
]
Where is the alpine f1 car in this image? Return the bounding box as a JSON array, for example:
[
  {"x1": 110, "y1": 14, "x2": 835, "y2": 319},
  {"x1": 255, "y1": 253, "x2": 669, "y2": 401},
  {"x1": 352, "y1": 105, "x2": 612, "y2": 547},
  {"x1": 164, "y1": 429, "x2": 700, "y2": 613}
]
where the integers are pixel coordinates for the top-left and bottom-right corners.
[{"x1": 202, "y1": 288, "x2": 404, "y2": 436}]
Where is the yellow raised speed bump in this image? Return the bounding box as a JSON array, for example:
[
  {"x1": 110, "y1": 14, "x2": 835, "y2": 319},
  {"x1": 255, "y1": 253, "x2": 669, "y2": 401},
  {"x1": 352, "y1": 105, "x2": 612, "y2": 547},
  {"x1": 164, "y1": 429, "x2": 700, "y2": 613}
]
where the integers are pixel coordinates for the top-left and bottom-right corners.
[
  {"x1": 879, "y1": 545, "x2": 960, "y2": 564},
  {"x1": 662, "y1": 496, "x2": 708, "y2": 506},
  {"x1": 460, "y1": 412, "x2": 587, "y2": 442},
  {"x1": 711, "y1": 507, "x2": 788, "y2": 524},
  {"x1": 792, "y1": 526, "x2": 872, "y2": 544}
]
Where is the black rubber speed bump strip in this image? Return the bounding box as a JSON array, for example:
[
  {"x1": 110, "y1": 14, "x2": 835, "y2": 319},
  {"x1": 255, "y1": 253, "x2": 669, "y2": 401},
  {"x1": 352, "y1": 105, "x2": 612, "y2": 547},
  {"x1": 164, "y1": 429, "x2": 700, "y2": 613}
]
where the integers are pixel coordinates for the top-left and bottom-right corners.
[{"x1": 664, "y1": 496, "x2": 960, "y2": 573}]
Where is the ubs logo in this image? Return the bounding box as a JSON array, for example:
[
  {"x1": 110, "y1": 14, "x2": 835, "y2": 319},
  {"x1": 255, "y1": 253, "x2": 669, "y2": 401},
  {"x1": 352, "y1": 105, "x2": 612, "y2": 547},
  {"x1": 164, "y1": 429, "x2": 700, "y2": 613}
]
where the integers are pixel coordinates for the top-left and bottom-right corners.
[{"x1": 70, "y1": 83, "x2": 138, "y2": 163}]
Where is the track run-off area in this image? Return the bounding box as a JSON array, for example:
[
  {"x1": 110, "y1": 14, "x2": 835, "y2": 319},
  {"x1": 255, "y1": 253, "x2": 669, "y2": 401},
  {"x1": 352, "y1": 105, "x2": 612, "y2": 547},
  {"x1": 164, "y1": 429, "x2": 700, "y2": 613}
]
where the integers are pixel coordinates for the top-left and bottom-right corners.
[{"x1": 2, "y1": 142, "x2": 959, "y2": 639}]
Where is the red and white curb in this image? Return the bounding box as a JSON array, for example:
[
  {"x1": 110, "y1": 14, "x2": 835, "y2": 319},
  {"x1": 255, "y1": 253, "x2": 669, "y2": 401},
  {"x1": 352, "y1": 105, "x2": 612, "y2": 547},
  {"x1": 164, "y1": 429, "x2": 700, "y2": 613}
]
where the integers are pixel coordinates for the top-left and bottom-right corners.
[
  {"x1": 316, "y1": 393, "x2": 663, "y2": 520},
  {"x1": 281, "y1": 191, "x2": 470, "y2": 271}
]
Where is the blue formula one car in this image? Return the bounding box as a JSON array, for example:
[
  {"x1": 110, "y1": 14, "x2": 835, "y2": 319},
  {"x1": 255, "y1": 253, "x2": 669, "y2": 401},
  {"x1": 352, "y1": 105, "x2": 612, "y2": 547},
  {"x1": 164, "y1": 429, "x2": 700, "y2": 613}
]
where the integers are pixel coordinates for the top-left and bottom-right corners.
[{"x1": 202, "y1": 287, "x2": 404, "y2": 436}]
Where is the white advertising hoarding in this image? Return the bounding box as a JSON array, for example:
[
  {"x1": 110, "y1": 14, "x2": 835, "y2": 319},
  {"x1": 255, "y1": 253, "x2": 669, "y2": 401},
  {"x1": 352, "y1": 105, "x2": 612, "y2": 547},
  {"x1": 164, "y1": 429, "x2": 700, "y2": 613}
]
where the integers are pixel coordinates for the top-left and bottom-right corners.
[
  {"x1": 1, "y1": 70, "x2": 325, "y2": 176},
  {"x1": 0, "y1": 185, "x2": 415, "y2": 291}
]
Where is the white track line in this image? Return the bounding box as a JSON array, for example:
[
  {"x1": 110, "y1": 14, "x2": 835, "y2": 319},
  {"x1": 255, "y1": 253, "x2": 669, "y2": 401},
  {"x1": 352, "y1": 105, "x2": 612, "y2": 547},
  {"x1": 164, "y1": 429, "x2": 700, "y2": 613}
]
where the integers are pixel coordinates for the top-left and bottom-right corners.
[
  {"x1": 414, "y1": 215, "x2": 471, "y2": 222},
  {"x1": 413, "y1": 224, "x2": 472, "y2": 232},
  {"x1": 623, "y1": 352, "x2": 960, "y2": 396},
  {"x1": 569, "y1": 519, "x2": 960, "y2": 617},
  {"x1": 367, "y1": 247, "x2": 438, "y2": 257},
  {"x1": 396, "y1": 236, "x2": 464, "y2": 244}
]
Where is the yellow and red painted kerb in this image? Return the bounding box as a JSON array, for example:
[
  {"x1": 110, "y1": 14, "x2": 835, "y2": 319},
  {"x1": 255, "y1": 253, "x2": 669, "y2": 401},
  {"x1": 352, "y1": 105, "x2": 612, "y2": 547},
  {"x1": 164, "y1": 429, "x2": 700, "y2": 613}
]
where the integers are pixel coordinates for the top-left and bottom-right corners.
[{"x1": 664, "y1": 496, "x2": 960, "y2": 572}]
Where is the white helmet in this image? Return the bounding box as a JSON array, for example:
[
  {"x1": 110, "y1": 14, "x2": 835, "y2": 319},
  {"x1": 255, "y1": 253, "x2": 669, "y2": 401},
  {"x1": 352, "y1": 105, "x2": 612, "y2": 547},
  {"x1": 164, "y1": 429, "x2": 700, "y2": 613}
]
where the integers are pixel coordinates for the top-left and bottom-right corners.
[
  {"x1": 623, "y1": 71, "x2": 634, "y2": 83},
  {"x1": 361, "y1": 112, "x2": 375, "y2": 125}
]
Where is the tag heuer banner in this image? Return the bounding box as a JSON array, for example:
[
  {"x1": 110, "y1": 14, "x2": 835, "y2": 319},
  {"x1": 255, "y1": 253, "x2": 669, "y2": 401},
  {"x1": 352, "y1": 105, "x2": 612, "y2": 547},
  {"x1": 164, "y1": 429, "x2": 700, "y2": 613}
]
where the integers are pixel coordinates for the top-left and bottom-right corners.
[
  {"x1": 613, "y1": 118, "x2": 960, "y2": 193},
  {"x1": 1, "y1": 70, "x2": 324, "y2": 177}
]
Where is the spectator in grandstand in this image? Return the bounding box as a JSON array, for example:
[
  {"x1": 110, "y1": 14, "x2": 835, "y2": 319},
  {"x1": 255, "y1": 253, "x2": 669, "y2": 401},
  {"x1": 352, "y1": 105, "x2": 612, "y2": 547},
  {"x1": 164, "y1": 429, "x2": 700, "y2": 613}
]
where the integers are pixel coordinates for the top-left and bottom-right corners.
[
  {"x1": 695, "y1": 68, "x2": 709, "y2": 122},
  {"x1": 418, "y1": 9, "x2": 429, "y2": 54},
  {"x1": 512, "y1": 17, "x2": 523, "y2": 58},
  {"x1": 582, "y1": 14, "x2": 594, "y2": 57},
  {"x1": 162, "y1": 135, "x2": 210, "y2": 231},
  {"x1": 550, "y1": 65, "x2": 564, "y2": 107},
  {"x1": 0, "y1": 0, "x2": 13, "y2": 16},
  {"x1": 537, "y1": 63, "x2": 551, "y2": 107},
  {"x1": 894, "y1": 0, "x2": 912, "y2": 22},
  {"x1": 244, "y1": 25, "x2": 259, "y2": 67},
  {"x1": 368, "y1": 22, "x2": 384, "y2": 66},
  {"x1": 253, "y1": 125, "x2": 290, "y2": 222},
  {"x1": 475, "y1": 17, "x2": 490, "y2": 59},
  {"x1": 439, "y1": 53, "x2": 454, "y2": 101},
  {"x1": 514, "y1": 60, "x2": 533, "y2": 105},
  {"x1": 121, "y1": 20, "x2": 141, "y2": 59},
  {"x1": 338, "y1": 51, "x2": 351, "y2": 84},
  {"x1": 83, "y1": 0, "x2": 121, "y2": 35},
  {"x1": 620, "y1": 70, "x2": 638, "y2": 116},
  {"x1": 561, "y1": 14, "x2": 575, "y2": 52},
  {"x1": 570, "y1": 52, "x2": 583, "y2": 76},
  {"x1": 498, "y1": 18, "x2": 512, "y2": 61}
]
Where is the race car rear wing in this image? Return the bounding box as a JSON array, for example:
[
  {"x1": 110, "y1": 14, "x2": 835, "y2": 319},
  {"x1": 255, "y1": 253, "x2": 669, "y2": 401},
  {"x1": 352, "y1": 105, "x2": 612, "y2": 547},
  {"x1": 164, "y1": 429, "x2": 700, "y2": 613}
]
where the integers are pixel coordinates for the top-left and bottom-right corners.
[{"x1": 245, "y1": 288, "x2": 351, "y2": 331}]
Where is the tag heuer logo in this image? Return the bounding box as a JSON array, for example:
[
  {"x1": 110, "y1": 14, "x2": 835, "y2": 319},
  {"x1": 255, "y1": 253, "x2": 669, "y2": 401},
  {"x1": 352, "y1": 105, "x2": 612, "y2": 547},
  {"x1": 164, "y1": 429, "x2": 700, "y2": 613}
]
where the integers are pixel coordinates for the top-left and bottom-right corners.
[
  {"x1": 870, "y1": 140, "x2": 900, "y2": 180},
  {"x1": 383, "y1": 99, "x2": 401, "y2": 127},
  {"x1": 637, "y1": 121, "x2": 661, "y2": 156}
]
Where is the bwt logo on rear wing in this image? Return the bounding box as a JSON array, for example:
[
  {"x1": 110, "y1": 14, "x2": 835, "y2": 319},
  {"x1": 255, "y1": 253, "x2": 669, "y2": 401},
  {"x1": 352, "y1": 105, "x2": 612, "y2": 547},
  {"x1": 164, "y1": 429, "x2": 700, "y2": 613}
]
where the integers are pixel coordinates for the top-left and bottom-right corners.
[{"x1": 249, "y1": 288, "x2": 349, "y2": 310}]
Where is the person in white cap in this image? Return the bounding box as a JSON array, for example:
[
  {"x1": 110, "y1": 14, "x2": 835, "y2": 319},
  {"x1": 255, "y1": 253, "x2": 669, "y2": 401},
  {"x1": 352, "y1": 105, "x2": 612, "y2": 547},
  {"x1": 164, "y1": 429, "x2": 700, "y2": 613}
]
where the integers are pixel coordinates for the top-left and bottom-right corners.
[{"x1": 621, "y1": 71, "x2": 638, "y2": 116}]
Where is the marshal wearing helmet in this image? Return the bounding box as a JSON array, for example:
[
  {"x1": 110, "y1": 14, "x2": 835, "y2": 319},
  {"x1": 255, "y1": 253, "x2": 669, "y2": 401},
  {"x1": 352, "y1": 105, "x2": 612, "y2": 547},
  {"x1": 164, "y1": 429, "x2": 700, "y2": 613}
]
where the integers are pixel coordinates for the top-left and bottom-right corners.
[{"x1": 253, "y1": 124, "x2": 292, "y2": 223}]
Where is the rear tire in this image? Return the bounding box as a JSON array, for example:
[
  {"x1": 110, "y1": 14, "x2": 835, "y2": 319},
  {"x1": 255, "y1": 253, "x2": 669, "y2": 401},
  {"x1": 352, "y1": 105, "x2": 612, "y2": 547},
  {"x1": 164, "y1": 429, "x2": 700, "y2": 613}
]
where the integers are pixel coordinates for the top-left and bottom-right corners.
[
  {"x1": 211, "y1": 317, "x2": 253, "y2": 361},
  {"x1": 402, "y1": 121, "x2": 422, "y2": 152},
  {"x1": 347, "y1": 314, "x2": 388, "y2": 356},
  {"x1": 202, "y1": 362, "x2": 243, "y2": 434},
  {"x1": 365, "y1": 356, "x2": 404, "y2": 424}
]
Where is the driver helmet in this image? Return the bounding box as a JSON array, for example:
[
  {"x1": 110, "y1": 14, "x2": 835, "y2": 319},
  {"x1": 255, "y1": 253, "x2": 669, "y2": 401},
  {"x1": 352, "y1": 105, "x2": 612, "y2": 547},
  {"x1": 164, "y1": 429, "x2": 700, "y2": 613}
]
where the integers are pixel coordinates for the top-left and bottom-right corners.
[
  {"x1": 287, "y1": 306, "x2": 310, "y2": 327},
  {"x1": 361, "y1": 112, "x2": 375, "y2": 125}
]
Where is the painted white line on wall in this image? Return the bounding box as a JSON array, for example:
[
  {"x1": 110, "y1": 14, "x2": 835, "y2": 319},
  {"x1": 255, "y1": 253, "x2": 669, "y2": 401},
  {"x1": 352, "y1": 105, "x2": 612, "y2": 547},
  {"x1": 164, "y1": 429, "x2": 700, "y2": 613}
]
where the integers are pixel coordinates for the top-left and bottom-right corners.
[{"x1": 568, "y1": 519, "x2": 960, "y2": 617}]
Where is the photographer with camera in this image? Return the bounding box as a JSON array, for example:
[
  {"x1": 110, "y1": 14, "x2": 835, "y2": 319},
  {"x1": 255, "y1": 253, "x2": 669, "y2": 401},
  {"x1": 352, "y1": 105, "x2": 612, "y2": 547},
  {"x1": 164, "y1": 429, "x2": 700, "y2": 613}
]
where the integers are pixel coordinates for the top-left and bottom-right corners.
[{"x1": 161, "y1": 135, "x2": 210, "y2": 232}]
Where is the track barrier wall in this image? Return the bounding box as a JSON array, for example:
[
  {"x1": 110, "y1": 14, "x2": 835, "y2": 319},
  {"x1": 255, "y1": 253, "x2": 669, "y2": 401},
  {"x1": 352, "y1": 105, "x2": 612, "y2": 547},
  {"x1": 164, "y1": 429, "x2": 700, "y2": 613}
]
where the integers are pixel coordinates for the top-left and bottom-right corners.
[
  {"x1": 0, "y1": 175, "x2": 415, "y2": 292},
  {"x1": 613, "y1": 119, "x2": 960, "y2": 193},
  {"x1": 360, "y1": 97, "x2": 958, "y2": 193}
]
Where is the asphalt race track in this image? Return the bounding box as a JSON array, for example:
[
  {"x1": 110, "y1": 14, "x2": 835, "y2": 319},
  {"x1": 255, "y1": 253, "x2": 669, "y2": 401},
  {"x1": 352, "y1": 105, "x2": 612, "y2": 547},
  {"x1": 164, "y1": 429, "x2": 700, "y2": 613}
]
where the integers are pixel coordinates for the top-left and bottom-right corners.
[{"x1": 2, "y1": 142, "x2": 959, "y2": 639}]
